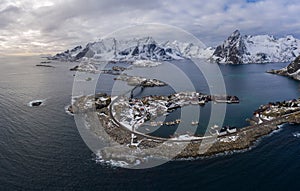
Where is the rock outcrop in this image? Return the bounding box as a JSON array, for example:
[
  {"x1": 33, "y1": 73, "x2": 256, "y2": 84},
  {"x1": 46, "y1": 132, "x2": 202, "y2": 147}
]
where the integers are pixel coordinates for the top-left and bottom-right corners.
[
  {"x1": 50, "y1": 46, "x2": 82, "y2": 61},
  {"x1": 267, "y1": 55, "x2": 300, "y2": 80}
]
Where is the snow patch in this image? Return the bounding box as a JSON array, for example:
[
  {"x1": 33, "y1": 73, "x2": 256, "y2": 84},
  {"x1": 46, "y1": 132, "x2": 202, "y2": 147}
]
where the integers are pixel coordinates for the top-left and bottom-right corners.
[{"x1": 132, "y1": 60, "x2": 162, "y2": 67}]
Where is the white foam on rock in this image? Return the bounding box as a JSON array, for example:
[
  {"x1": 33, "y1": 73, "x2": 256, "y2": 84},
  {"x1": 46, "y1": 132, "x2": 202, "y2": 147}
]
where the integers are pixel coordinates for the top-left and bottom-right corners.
[
  {"x1": 28, "y1": 99, "x2": 46, "y2": 107},
  {"x1": 64, "y1": 105, "x2": 74, "y2": 116}
]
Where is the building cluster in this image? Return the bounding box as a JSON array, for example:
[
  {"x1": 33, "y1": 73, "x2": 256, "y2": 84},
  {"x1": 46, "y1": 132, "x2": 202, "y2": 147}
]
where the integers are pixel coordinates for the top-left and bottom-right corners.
[
  {"x1": 252, "y1": 98, "x2": 300, "y2": 124},
  {"x1": 111, "y1": 91, "x2": 240, "y2": 132},
  {"x1": 209, "y1": 125, "x2": 237, "y2": 136},
  {"x1": 95, "y1": 93, "x2": 111, "y2": 110}
]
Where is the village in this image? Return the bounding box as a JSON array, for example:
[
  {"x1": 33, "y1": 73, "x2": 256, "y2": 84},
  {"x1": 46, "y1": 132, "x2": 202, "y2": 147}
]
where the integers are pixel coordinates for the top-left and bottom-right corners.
[
  {"x1": 67, "y1": 91, "x2": 300, "y2": 160},
  {"x1": 69, "y1": 93, "x2": 300, "y2": 141},
  {"x1": 110, "y1": 91, "x2": 239, "y2": 135},
  {"x1": 249, "y1": 98, "x2": 300, "y2": 125}
]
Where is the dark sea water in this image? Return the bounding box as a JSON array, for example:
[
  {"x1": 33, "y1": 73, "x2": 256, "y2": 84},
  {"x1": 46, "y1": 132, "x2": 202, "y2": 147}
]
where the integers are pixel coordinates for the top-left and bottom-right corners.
[{"x1": 1, "y1": 56, "x2": 300, "y2": 190}]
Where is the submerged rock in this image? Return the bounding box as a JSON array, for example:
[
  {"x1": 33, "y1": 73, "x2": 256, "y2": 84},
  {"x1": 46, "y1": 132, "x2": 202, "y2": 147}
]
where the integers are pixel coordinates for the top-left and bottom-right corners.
[
  {"x1": 32, "y1": 101, "x2": 42, "y2": 106},
  {"x1": 28, "y1": 100, "x2": 44, "y2": 107},
  {"x1": 36, "y1": 64, "x2": 55, "y2": 68}
]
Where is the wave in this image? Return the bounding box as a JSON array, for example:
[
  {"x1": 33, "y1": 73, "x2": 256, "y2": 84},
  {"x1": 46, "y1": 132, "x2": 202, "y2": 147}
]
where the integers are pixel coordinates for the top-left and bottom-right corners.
[
  {"x1": 292, "y1": 132, "x2": 300, "y2": 138},
  {"x1": 94, "y1": 151, "x2": 143, "y2": 168}
]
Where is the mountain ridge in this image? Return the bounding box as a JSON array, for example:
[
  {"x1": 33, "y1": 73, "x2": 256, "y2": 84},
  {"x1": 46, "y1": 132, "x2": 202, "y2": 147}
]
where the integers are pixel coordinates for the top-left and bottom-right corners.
[
  {"x1": 49, "y1": 37, "x2": 212, "y2": 62},
  {"x1": 212, "y1": 30, "x2": 300, "y2": 64},
  {"x1": 48, "y1": 30, "x2": 300, "y2": 64}
]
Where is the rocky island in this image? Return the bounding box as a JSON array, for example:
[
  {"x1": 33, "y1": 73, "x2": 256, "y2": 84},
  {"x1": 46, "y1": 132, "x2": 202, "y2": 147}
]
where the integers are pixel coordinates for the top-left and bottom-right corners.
[{"x1": 267, "y1": 55, "x2": 300, "y2": 80}]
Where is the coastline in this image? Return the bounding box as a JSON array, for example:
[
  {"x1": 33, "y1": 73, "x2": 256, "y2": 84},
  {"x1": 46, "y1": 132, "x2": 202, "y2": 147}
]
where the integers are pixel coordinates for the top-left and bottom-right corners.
[{"x1": 70, "y1": 93, "x2": 300, "y2": 163}]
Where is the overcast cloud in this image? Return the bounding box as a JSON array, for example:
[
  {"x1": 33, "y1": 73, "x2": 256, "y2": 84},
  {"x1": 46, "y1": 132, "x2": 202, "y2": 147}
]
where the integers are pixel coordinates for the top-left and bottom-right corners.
[{"x1": 1, "y1": 0, "x2": 300, "y2": 55}]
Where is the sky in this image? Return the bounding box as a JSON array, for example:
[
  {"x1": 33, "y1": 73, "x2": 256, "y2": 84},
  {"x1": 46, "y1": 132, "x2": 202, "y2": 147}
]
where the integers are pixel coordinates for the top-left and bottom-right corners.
[{"x1": 1, "y1": 0, "x2": 300, "y2": 55}]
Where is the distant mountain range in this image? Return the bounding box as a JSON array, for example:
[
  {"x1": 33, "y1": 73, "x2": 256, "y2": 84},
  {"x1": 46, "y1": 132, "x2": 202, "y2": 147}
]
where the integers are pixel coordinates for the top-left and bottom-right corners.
[
  {"x1": 49, "y1": 30, "x2": 300, "y2": 64},
  {"x1": 49, "y1": 37, "x2": 214, "y2": 62}
]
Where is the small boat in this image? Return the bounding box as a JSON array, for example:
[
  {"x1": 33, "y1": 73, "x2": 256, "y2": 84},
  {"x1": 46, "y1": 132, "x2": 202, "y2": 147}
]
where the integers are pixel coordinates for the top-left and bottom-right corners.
[
  {"x1": 175, "y1": 119, "x2": 181, "y2": 124},
  {"x1": 199, "y1": 100, "x2": 205, "y2": 106},
  {"x1": 191, "y1": 121, "x2": 199, "y2": 125}
]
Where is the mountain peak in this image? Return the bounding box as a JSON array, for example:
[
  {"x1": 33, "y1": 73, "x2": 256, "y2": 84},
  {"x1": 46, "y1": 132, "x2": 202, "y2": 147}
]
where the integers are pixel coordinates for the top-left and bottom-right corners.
[
  {"x1": 212, "y1": 29, "x2": 245, "y2": 64},
  {"x1": 231, "y1": 29, "x2": 241, "y2": 37},
  {"x1": 212, "y1": 30, "x2": 300, "y2": 64}
]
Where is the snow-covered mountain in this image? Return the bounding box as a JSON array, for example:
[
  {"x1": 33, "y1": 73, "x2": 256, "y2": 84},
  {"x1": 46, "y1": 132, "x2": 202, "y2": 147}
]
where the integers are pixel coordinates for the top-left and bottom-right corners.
[
  {"x1": 51, "y1": 45, "x2": 82, "y2": 61},
  {"x1": 212, "y1": 30, "x2": 300, "y2": 64},
  {"x1": 50, "y1": 31, "x2": 300, "y2": 64},
  {"x1": 48, "y1": 37, "x2": 211, "y2": 62},
  {"x1": 163, "y1": 40, "x2": 214, "y2": 59}
]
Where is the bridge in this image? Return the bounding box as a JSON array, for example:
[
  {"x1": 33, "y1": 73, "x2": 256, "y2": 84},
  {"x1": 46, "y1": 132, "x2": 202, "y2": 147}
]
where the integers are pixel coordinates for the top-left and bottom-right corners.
[{"x1": 130, "y1": 81, "x2": 148, "y2": 99}]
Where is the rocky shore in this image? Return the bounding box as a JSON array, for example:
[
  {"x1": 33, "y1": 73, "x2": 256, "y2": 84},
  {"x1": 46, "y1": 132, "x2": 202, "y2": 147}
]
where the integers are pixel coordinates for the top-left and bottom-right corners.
[{"x1": 267, "y1": 55, "x2": 300, "y2": 80}]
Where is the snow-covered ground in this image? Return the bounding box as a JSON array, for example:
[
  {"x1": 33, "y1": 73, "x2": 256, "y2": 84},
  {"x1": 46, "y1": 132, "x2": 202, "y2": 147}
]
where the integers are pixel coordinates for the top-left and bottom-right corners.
[
  {"x1": 219, "y1": 135, "x2": 239, "y2": 143},
  {"x1": 242, "y1": 34, "x2": 300, "y2": 63},
  {"x1": 132, "y1": 60, "x2": 162, "y2": 67}
]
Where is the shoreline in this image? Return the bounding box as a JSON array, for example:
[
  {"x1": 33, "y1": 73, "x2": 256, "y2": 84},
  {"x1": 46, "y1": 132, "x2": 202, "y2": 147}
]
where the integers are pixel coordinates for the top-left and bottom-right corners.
[{"x1": 70, "y1": 93, "x2": 300, "y2": 163}]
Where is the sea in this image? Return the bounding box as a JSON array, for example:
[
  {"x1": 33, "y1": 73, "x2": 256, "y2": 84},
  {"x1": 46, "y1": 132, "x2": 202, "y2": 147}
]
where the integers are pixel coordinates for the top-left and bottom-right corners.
[{"x1": 1, "y1": 56, "x2": 300, "y2": 190}]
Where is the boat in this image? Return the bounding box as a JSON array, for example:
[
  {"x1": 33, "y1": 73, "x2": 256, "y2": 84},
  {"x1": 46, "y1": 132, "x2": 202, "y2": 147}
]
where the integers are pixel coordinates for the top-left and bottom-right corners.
[
  {"x1": 175, "y1": 119, "x2": 181, "y2": 124},
  {"x1": 191, "y1": 121, "x2": 199, "y2": 125},
  {"x1": 199, "y1": 100, "x2": 205, "y2": 106}
]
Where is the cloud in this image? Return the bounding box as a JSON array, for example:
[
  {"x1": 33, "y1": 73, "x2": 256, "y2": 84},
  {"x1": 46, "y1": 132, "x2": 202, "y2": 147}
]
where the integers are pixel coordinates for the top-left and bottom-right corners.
[
  {"x1": 1, "y1": 0, "x2": 300, "y2": 55},
  {"x1": 0, "y1": 5, "x2": 21, "y2": 28}
]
